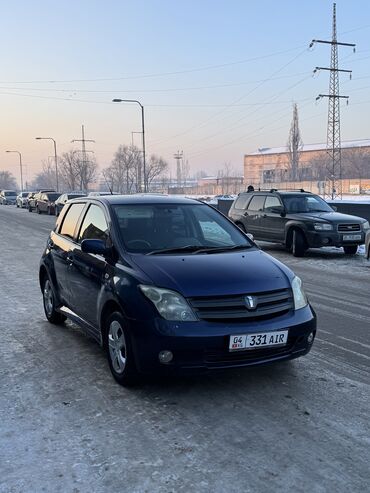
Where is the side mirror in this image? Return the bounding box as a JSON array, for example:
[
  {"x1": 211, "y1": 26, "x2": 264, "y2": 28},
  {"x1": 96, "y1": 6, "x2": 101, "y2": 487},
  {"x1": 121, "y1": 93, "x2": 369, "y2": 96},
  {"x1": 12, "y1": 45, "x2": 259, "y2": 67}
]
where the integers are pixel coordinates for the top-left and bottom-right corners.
[
  {"x1": 270, "y1": 206, "x2": 285, "y2": 216},
  {"x1": 246, "y1": 233, "x2": 254, "y2": 241},
  {"x1": 81, "y1": 239, "x2": 109, "y2": 256}
]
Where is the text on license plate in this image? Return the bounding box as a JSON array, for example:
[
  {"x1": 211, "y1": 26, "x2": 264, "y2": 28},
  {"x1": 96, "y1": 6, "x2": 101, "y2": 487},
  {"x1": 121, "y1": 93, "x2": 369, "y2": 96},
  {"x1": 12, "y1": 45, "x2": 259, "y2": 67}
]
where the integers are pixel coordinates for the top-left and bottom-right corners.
[
  {"x1": 343, "y1": 234, "x2": 362, "y2": 241},
  {"x1": 229, "y1": 330, "x2": 288, "y2": 351}
]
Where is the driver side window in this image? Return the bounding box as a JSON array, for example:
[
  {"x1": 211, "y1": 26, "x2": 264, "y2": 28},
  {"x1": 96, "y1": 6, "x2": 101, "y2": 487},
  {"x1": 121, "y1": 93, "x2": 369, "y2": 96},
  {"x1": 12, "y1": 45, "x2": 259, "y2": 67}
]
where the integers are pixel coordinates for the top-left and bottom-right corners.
[{"x1": 78, "y1": 204, "x2": 109, "y2": 243}]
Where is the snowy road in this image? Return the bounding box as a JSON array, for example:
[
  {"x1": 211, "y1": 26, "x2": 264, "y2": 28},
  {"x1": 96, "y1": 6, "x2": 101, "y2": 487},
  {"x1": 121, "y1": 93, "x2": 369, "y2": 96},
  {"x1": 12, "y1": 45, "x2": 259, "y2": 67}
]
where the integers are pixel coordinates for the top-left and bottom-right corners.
[{"x1": 0, "y1": 206, "x2": 369, "y2": 493}]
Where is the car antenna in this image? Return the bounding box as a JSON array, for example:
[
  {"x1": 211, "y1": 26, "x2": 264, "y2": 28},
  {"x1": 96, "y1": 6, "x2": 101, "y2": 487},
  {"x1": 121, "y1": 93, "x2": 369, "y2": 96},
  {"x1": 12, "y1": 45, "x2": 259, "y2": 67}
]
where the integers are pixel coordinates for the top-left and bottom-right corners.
[{"x1": 101, "y1": 170, "x2": 113, "y2": 195}]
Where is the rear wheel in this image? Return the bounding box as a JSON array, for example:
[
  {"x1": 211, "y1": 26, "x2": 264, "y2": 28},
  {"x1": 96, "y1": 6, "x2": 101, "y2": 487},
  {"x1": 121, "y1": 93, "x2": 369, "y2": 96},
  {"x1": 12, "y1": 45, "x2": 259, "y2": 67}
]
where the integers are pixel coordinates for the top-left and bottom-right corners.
[
  {"x1": 104, "y1": 311, "x2": 139, "y2": 386},
  {"x1": 291, "y1": 229, "x2": 307, "y2": 257},
  {"x1": 343, "y1": 245, "x2": 358, "y2": 255},
  {"x1": 36, "y1": 205, "x2": 41, "y2": 214},
  {"x1": 47, "y1": 206, "x2": 52, "y2": 215},
  {"x1": 28, "y1": 205, "x2": 33, "y2": 212},
  {"x1": 42, "y1": 276, "x2": 66, "y2": 324}
]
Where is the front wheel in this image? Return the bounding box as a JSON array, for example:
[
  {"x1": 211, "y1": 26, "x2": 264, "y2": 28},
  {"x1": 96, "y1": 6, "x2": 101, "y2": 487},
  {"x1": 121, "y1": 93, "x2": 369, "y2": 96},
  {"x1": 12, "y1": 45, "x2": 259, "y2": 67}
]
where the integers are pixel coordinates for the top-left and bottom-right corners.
[
  {"x1": 343, "y1": 245, "x2": 358, "y2": 255},
  {"x1": 104, "y1": 311, "x2": 139, "y2": 386},
  {"x1": 28, "y1": 206, "x2": 33, "y2": 212},
  {"x1": 42, "y1": 276, "x2": 66, "y2": 324},
  {"x1": 291, "y1": 229, "x2": 307, "y2": 257}
]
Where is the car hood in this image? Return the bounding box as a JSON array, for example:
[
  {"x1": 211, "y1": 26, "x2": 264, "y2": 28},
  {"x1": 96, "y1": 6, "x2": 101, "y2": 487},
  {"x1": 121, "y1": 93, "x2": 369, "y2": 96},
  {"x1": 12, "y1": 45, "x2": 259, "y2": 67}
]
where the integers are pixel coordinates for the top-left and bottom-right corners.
[
  {"x1": 290, "y1": 211, "x2": 366, "y2": 223},
  {"x1": 130, "y1": 249, "x2": 293, "y2": 297}
]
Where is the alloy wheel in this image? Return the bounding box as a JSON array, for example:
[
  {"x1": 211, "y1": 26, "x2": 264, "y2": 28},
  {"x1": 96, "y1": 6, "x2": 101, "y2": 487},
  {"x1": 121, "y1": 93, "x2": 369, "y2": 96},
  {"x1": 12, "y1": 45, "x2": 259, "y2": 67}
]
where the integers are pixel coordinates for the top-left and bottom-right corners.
[
  {"x1": 108, "y1": 320, "x2": 127, "y2": 374},
  {"x1": 43, "y1": 279, "x2": 54, "y2": 317}
]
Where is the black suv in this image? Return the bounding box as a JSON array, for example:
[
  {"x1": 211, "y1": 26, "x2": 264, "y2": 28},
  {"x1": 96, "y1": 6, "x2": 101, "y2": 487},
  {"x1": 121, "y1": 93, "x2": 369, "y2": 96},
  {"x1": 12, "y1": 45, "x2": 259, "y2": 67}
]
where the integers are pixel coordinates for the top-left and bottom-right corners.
[
  {"x1": 228, "y1": 189, "x2": 369, "y2": 257},
  {"x1": 39, "y1": 195, "x2": 316, "y2": 386}
]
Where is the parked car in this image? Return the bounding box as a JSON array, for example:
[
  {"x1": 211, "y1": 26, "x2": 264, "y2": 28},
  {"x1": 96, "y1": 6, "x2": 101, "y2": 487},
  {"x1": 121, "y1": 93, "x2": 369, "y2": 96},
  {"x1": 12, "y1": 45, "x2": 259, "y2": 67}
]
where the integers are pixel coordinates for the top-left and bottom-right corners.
[
  {"x1": 228, "y1": 189, "x2": 369, "y2": 257},
  {"x1": 16, "y1": 191, "x2": 30, "y2": 208},
  {"x1": 28, "y1": 189, "x2": 56, "y2": 212},
  {"x1": 55, "y1": 192, "x2": 86, "y2": 216},
  {"x1": 40, "y1": 195, "x2": 316, "y2": 386},
  {"x1": 0, "y1": 190, "x2": 17, "y2": 205},
  {"x1": 35, "y1": 192, "x2": 62, "y2": 214}
]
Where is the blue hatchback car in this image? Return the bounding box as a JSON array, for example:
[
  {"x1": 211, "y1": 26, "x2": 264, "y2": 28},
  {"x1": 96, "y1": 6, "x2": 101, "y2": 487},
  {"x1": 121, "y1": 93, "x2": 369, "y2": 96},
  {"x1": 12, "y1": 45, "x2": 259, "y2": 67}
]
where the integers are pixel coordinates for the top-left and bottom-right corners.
[{"x1": 40, "y1": 195, "x2": 316, "y2": 386}]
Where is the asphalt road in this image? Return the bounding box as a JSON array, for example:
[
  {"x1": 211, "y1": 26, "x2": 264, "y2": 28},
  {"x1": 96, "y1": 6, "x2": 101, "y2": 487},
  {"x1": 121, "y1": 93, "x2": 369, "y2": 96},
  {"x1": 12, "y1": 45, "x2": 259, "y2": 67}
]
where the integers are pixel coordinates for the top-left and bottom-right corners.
[{"x1": 0, "y1": 205, "x2": 369, "y2": 493}]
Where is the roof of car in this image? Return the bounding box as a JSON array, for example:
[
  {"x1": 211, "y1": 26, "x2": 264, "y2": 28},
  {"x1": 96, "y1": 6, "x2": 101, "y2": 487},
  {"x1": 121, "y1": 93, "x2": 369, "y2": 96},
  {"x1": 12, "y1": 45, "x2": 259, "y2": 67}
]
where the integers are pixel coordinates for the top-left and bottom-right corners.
[
  {"x1": 240, "y1": 190, "x2": 314, "y2": 197},
  {"x1": 69, "y1": 194, "x2": 203, "y2": 205}
]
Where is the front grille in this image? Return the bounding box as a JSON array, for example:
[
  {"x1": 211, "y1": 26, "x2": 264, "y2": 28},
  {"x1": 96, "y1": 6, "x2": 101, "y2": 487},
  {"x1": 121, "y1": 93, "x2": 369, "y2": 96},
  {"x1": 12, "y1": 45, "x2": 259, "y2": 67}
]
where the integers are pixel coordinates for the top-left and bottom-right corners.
[
  {"x1": 338, "y1": 223, "x2": 361, "y2": 232},
  {"x1": 189, "y1": 288, "x2": 293, "y2": 322}
]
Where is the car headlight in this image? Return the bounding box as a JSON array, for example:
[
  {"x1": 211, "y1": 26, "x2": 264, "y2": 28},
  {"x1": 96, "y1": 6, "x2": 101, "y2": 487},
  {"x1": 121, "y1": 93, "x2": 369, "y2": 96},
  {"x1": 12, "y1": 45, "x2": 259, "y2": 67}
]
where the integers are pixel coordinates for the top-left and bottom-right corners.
[
  {"x1": 314, "y1": 223, "x2": 333, "y2": 231},
  {"x1": 291, "y1": 276, "x2": 308, "y2": 310},
  {"x1": 362, "y1": 221, "x2": 369, "y2": 230},
  {"x1": 139, "y1": 285, "x2": 198, "y2": 321}
]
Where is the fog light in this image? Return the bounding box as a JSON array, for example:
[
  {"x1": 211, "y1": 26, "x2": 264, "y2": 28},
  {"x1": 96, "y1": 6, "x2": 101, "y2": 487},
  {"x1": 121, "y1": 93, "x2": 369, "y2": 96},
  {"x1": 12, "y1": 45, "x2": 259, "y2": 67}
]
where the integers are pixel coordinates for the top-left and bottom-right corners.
[
  {"x1": 158, "y1": 350, "x2": 173, "y2": 364},
  {"x1": 307, "y1": 332, "x2": 315, "y2": 344}
]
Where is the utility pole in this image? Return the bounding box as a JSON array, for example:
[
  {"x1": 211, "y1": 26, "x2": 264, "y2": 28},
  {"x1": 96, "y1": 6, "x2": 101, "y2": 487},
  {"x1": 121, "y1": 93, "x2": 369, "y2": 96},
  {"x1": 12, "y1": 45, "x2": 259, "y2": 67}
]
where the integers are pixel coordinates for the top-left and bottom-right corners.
[
  {"x1": 311, "y1": 3, "x2": 355, "y2": 199},
  {"x1": 174, "y1": 150, "x2": 183, "y2": 187},
  {"x1": 71, "y1": 125, "x2": 95, "y2": 191}
]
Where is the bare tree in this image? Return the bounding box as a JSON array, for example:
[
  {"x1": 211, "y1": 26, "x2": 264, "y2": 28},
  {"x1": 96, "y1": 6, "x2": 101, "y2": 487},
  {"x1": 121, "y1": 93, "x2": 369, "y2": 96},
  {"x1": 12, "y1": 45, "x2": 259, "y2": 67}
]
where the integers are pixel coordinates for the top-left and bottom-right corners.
[
  {"x1": 58, "y1": 149, "x2": 98, "y2": 192},
  {"x1": 30, "y1": 160, "x2": 61, "y2": 190},
  {"x1": 287, "y1": 103, "x2": 303, "y2": 181},
  {"x1": 145, "y1": 154, "x2": 169, "y2": 191},
  {"x1": 59, "y1": 151, "x2": 79, "y2": 191},
  {"x1": 104, "y1": 145, "x2": 141, "y2": 193},
  {"x1": 0, "y1": 171, "x2": 17, "y2": 190}
]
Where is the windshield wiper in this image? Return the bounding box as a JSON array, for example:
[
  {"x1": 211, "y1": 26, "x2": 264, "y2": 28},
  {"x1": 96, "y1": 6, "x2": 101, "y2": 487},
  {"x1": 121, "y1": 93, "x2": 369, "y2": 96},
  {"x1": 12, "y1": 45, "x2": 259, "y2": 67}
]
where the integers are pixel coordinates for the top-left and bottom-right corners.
[
  {"x1": 147, "y1": 244, "x2": 251, "y2": 255},
  {"x1": 147, "y1": 245, "x2": 206, "y2": 255}
]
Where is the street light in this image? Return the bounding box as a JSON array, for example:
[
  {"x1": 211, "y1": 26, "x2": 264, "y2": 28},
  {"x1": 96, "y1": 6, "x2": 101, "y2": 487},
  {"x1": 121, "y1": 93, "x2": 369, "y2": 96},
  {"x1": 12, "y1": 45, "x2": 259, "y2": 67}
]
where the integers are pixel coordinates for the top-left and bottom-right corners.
[
  {"x1": 35, "y1": 137, "x2": 59, "y2": 192},
  {"x1": 5, "y1": 150, "x2": 23, "y2": 191},
  {"x1": 112, "y1": 98, "x2": 147, "y2": 192}
]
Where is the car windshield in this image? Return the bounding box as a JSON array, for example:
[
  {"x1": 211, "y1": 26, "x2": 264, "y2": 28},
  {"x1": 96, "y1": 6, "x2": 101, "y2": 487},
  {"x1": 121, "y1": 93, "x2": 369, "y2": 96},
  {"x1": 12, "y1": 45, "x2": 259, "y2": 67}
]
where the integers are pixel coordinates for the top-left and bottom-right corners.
[
  {"x1": 113, "y1": 203, "x2": 252, "y2": 254},
  {"x1": 4, "y1": 191, "x2": 16, "y2": 196},
  {"x1": 21, "y1": 192, "x2": 28, "y2": 197},
  {"x1": 282, "y1": 195, "x2": 333, "y2": 213},
  {"x1": 46, "y1": 193, "x2": 61, "y2": 201}
]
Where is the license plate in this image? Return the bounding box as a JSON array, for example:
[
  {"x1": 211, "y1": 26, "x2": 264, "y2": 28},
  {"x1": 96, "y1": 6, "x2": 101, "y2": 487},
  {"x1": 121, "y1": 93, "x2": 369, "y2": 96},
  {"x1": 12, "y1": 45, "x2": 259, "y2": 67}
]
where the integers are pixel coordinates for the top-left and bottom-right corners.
[
  {"x1": 229, "y1": 330, "x2": 288, "y2": 351},
  {"x1": 343, "y1": 234, "x2": 362, "y2": 241}
]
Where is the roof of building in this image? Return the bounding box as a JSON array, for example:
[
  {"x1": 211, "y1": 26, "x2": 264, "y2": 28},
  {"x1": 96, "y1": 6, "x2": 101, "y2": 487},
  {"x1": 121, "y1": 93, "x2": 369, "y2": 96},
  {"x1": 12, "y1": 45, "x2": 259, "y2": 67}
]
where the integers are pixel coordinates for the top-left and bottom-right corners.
[{"x1": 246, "y1": 139, "x2": 370, "y2": 156}]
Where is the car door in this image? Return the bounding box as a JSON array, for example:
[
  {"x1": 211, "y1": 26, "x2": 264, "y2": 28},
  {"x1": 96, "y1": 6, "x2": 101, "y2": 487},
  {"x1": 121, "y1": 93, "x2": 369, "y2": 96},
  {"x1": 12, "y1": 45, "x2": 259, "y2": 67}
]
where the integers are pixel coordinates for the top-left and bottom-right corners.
[
  {"x1": 259, "y1": 195, "x2": 285, "y2": 241},
  {"x1": 50, "y1": 202, "x2": 87, "y2": 305},
  {"x1": 67, "y1": 203, "x2": 111, "y2": 327},
  {"x1": 242, "y1": 195, "x2": 266, "y2": 238}
]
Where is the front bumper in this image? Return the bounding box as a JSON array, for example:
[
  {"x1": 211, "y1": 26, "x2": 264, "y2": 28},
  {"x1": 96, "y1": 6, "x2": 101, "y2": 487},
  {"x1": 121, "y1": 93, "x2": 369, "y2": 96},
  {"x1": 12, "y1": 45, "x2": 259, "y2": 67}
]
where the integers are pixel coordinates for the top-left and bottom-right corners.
[
  {"x1": 129, "y1": 305, "x2": 316, "y2": 375},
  {"x1": 306, "y1": 230, "x2": 365, "y2": 248}
]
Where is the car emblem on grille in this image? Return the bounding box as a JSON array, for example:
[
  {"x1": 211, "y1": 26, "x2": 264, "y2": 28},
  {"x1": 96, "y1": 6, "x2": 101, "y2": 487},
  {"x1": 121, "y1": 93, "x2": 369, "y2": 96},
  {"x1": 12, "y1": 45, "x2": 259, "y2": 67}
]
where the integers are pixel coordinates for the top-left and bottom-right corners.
[{"x1": 245, "y1": 295, "x2": 257, "y2": 310}]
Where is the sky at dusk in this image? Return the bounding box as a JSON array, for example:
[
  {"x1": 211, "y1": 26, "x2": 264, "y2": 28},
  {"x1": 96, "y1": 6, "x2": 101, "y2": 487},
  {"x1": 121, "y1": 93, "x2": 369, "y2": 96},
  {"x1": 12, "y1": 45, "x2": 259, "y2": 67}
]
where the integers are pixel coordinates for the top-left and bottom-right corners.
[{"x1": 1, "y1": 0, "x2": 370, "y2": 186}]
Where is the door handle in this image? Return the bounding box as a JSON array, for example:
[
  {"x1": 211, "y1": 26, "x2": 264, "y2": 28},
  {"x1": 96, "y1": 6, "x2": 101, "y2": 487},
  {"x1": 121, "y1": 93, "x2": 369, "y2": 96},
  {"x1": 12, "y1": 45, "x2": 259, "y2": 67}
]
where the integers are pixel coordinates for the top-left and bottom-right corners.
[
  {"x1": 48, "y1": 239, "x2": 54, "y2": 249},
  {"x1": 66, "y1": 254, "x2": 74, "y2": 265}
]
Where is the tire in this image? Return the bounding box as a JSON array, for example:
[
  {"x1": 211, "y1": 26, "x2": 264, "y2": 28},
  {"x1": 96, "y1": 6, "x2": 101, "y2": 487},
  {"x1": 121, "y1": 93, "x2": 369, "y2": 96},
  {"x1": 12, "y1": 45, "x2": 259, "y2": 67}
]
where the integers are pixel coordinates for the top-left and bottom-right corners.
[
  {"x1": 36, "y1": 205, "x2": 41, "y2": 214},
  {"x1": 104, "y1": 311, "x2": 139, "y2": 387},
  {"x1": 47, "y1": 206, "x2": 51, "y2": 215},
  {"x1": 343, "y1": 245, "x2": 358, "y2": 255},
  {"x1": 42, "y1": 276, "x2": 66, "y2": 325},
  {"x1": 237, "y1": 223, "x2": 247, "y2": 233},
  {"x1": 16, "y1": 203, "x2": 19, "y2": 208},
  {"x1": 28, "y1": 205, "x2": 33, "y2": 212},
  {"x1": 291, "y1": 229, "x2": 307, "y2": 257}
]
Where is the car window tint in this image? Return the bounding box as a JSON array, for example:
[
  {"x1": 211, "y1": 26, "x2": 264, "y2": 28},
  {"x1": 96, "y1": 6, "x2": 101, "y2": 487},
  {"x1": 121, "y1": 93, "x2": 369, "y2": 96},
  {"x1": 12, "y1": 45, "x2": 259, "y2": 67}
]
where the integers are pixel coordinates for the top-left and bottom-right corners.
[
  {"x1": 78, "y1": 204, "x2": 109, "y2": 242},
  {"x1": 233, "y1": 194, "x2": 250, "y2": 210},
  {"x1": 247, "y1": 195, "x2": 265, "y2": 211},
  {"x1": 59, "y1": 203, "x2": 86, "y2": 239},
  {"x1": 264, "y1": 196, "x2": 281, "y2": 211}
]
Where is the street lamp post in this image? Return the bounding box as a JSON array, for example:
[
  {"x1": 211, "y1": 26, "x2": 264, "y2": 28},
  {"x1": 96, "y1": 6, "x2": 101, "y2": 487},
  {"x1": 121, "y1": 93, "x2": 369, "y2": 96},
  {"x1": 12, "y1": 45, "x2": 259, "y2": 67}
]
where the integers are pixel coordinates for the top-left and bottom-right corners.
[
  {"x1": 112, "y1": 99, "x2": 147, "y2": 192},
  {"x1": 35, "y1": 137, "x2": 59, "y2": 192},
  {"x1": 5, "y1": 150, "x2": 23, "y2": 191}
]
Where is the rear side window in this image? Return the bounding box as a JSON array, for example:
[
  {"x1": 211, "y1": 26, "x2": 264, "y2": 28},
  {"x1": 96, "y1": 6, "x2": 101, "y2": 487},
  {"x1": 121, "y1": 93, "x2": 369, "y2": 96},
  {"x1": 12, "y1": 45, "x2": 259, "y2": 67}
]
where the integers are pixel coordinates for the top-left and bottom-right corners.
[
  {"x1": 247, "y1": 195, "x2": 266, "y2": 211},
  {"x1": 59, "y1": 203, "x2": 86, "y2": 239},
  {"x1": 78, "y1": 204, "x2": 109, "y2": 242},
  {"x1": 233, "y1": 194, "x2": 251, "y2": 210}
]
